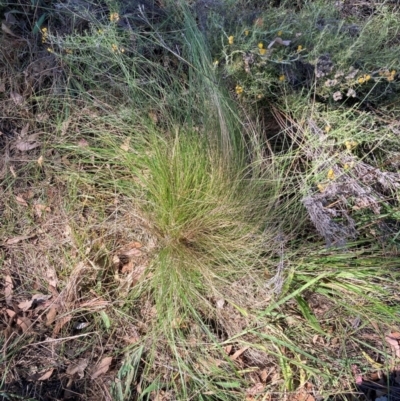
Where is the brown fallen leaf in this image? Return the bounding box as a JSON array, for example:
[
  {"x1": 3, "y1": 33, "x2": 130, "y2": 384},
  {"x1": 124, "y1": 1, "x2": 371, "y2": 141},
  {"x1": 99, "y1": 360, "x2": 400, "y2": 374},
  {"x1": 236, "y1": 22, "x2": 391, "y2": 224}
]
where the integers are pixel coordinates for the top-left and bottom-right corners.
[
  {"x1": 10, "y1": 91, "x2": 24, "y2": 105},
  {"x1": 259, "y1": 369, "x2": 269, "y2": 383},
  {"x1": 15, "y1": 141, "x2": 40, "y2": 151},
  {"x1": 230, "y1": 346, "x2": 250, "y2": 361},
  {"x1": 4, "y1": 275, "x2": 13, "y2": 305},
  {"x1": 6, "y1": 310, "x2": 32, "y2": 333},
  {"x1": 34, "y1": 203, "x2": 50, "y2": 218},
  {"x1": 53, "y1": 315, "x2": 72, "y2": 336},
  {"x1": 386, "y1": 335, "x2": 400, "y2": 358},
  {"x1": 6, "y1": 234, "x2": 36, "y2": 245},
  {"x1": 46, "y1": 267, "x2": 58, "y2": 288},
  {"x1": 122, "y1": 335, "x2": 140, "y2": 344},
  {"x1": 66, "y1": 359, "x2": 88, "y2": 377},
  {"x1": 224, "y1": 345, "x2": 233, "y2": 355},
  {"x1": 15, "y1": 195, "x2": 28, "y2": 207},
  {"x1": 20, "y1": 123, "x2": 29, "y2": 137},
  {"x1": 18, "y1": 293, "x2": 51, "y2": 311},
  {"x1": 38, "y1": 368, "x2": 54, "y2": 381},
  {"x1": 91, "y1": 356, "x2": 112, "y2": 379}
]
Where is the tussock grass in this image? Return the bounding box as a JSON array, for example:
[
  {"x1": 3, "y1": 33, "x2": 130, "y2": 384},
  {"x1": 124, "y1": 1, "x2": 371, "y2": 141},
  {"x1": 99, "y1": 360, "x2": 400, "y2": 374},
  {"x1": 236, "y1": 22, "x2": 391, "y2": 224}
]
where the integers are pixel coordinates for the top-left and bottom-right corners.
[{"x1": 1, "y1": 0, "x2": 400, "y2": 400}]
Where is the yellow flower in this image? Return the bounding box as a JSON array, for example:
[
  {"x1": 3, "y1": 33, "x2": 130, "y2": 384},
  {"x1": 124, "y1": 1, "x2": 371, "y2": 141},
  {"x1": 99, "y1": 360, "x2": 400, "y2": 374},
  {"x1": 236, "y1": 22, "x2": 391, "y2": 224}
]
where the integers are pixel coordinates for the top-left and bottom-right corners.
[
  {"x1": 213, "y1": 59, "x2": 219, "y2": 66},
  {"x1": 258, "y1": 42, "x2": 264, "y2": 49},
  {"x1": 41, "y1": 27, "x2": 48, "y2": 43},
  {"x1": 277, "y1": 30, "x2": 283, "y2": 36},
  {"x1": 325, "y1": 125, "x2": 331, "y2": 133},
  {"x1": 46, "y1": 47, "x2": 53, "y2": 53},
  {"x1": 257, "y1": 94, "x2": 263, "y2": 99},
  {"x1": 317, "y1": 184, "x2": 325, "y2": 193},
  {"x1": 297, "y1": 45, "x2": 303, "y2": 52},
  {"x1": 259, "y1": 48, "x2": 266, "y2": 55},
  {"x1": 235, "y1": 85, "x2": 243, "y2": 95},
  {"x1": 358, "y1": 77, "x2": 365, "y2": 84},
  {"x1": 387, "y1": 70, "x2": 396, "y2": 82},
  {"x1": 228, "y1": 35, "x2": 234, "y2": 45},
  {"x1": 343, "y1": 163, "x2": 350, "y2": 170},
  {"x1": 327, "y1": 169, "x2": 335, "y2": 180},
  {"x1": 110, "y1": 12, "x2": 120, "y2": 22},
  {"x1": 244, "y1": 30, "x2": 249, "y2": 36},
  {"x1": 345, "y1": 140, "x2": 358, "y2": 151},
  {"x1": 98, "y1": 29, "x2": 104, "y2": 34},
  {"x1": 364, "y1": 74, "x2": 371, "y2": 81},
  {"x1": 279, "y1": 74, "x2": 285, "y2": 81}
]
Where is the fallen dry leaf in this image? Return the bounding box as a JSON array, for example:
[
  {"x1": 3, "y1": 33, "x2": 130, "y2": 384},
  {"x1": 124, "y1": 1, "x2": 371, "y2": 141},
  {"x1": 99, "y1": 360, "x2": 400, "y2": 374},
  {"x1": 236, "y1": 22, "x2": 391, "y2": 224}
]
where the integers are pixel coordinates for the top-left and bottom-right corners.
[
  {"x1": 6, "y1": 234, "x2": 35, "y2": 245},
  {"x1": 38, "y1": 368, "x2": 54, "y2": 381},
  {"x1": 46, "y1": 307, "x2": 58, "y2": 326},
  {"x1": 6, "y1": 310, "x2": 32, "y2": 333},
  {"x1": 120, "y1": 137, "x2": 130, "y2": 152},
  {"x1": 66, "y1": 359, "x2": 88, "y2": 377},
  {"x1": 2, "y1": 21, "x2": 19, "y2": 37},
  {"x1": 15, "y1": 195, "x2": 28, "y2": 207},
  {"x1": 122, "y1": 335, "x2": 140, "y2": 344},
  {"x1": 216, "y1": 299, "x2": 225, "y2": 309},
  {"x1": 91, "y1": 356, "x2": 112, "y2": 379},
  {"x1": 386, "y1": 335, "x2": 400, "y2": 358},
  {"x1": 230, "y1": 346, "x2": 250, "y2": 361},
  {"x1": 18, "y1": 293, "x2": 51, "y2": 312},
  {"x1": 268, "y1": 37, "x2": 291, "y2": 49},
  {"x1": 46, "y1": 267, "x2": 58, "y2": 288},
  {"x1": 15, "y1": 140, "x2": 40, "y2": 151},
  {"x1": 10, "y1": 91, "x2": 24, "y2": 105},
  {"x1": 224, "y1": 345, "x2": 233, "y2": 355},
  {"x1": 246, "y1": 383, "x2": 265, "y2": 397},
  {"x1": 4, "y1": 275, "x2": 13, "y2": 305},
  {"x1": 34, "y1": 203, "x2": 50, "y2": 218},
  {"x1": 37, "y1": 155, "x2": 44, "y2": 167},
  {"x1": 0, "y1": 81, "x2": 5, "y2": 92},
  {"x1": 20, "y1": 123, "x2": 29, "y2": 137},
  {"x1": 53, "y1": 315, "x2": 72, "y2": 336}
]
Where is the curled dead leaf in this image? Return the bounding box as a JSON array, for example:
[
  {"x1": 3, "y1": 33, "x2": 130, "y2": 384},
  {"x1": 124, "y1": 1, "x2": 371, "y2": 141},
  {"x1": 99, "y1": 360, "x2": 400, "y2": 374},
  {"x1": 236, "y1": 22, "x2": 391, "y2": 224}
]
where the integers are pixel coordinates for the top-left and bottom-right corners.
[
  {"x1": 230, "y1": 346, "x2": 250, "y2": 361},
  {"x1": 15, "y1": 141, "x2": 40, "y2": 151},
  {"x1": 46, "y1": 306, "x2": 58, "y2": 326},
  {"x1": 20, "y1": 123, "x2": 29, "y2": 137},
  {"x1": 91, "y1": 356, "x2": 112, "y2": 379},
  {"x1": 10, "y1": 91, "x2": 24, "y2": 105},
  {"x1": 53, "y1": 315, "x2": 72, "y2": 336},
  {"x1": 38, "y1": 369, "x2": 54, "y2": 381},
  {"x1": 15, "y1": 195, "x2": 28, "y2": 206},
  {"x1": 18, "y1": 293, "x2": 51, "y2": 311},
  {"x1": 66, "y1": 359, "x2": 88, "y2": 377},
  {"x1": 267, "y1": 37, "x2": 291, "y2": 49}
]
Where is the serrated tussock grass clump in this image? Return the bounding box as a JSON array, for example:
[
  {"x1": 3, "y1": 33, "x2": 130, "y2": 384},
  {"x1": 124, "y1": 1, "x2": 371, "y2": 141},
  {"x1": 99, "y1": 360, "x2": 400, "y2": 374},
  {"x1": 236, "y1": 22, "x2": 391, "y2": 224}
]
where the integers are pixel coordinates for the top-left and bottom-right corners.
[{"x1": 136, "y1": 131, "x2": 277, "y2": 323}]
